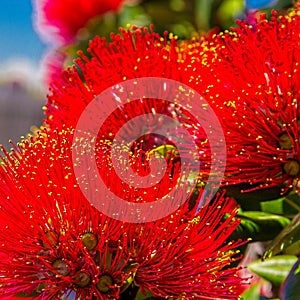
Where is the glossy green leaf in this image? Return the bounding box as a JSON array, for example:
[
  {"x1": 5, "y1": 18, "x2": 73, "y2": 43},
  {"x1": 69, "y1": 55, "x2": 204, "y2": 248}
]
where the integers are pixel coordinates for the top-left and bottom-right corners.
[
  {"x1": 264, "y1": 213, "x2": 300, "y2": 259},
  {"x1": 261, "y1": 191, "x2": 300, "y2": 216},
  {"x1": 230, "y1": 211, "x2": 290, "y2": 242},
  {"x1": 148, "y1": 144, "x2": 179, "y2": 161},
  {"x1": 248, "y1": 255, "x2": 297, "y2": 286},
  {"x1": 14, "y1": 291, "x2": 38, "y2": 298},
  {"x1": 280, "y1": 259, "x2": 300, "y2": 300},
  {"x1": 260, "y1": 198, "x2": 295, "y2": 216},
  {"x1": 284, "y1": 191, "x2": 300, "y2": 213},
  {"x1": 135, "y1": 289, "x2": 155, "y2": 300},
  {"x1": 240, "y1": 283, "x2": 260, "y2": 300}
]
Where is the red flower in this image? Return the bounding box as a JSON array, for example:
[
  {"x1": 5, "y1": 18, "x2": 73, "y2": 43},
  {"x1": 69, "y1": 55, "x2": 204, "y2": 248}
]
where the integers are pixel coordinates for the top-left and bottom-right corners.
[
  {"x1": 0, "y1": 128, "x2": 134, "y2": 299},
  {"x1": 0, "y1": 128, "x2": 246, "y2": 299},
  {"x1": 44, "y1": 27, "x2": 216, "y2": 182},
  {"x1": 34, "y1": 0, "x2": 124, "y2": 45},
  {"x1": 40, "y1": 48, "x2": 68, "y2": 86},
  {"x1": 185, "y1": 11, "x2": 300, "y2": 193},
  {"x1": 45, "y1": 27, "x2": 184, "y2": 129},
  {"x1": 132, "y1": 195, "x2": 245, "y2": 299}
]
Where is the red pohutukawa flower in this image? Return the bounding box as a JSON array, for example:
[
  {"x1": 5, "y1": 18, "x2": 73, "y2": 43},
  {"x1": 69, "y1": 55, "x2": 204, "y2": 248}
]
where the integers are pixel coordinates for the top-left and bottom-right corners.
[
  {"x1": 132, "y1": 197, "x2": 245, "y2": 299},
  {"x1": 0, "y1": 129, "x2": 134, "y2": 299},
  {"x1": 0, "y1": 127, "x2": 245, "y2": 299},
  {"x1": 44, "y1": 26, "x2": 214, "y2": 177},
  {"x1": 34, "y1": 0, "x2": 124, "y2": 44},
  {"x1": 185, "y1": 10, "x2": 300, "y2": 193},
  {"x1": 45, "y1": 26, "x2": 184, "y2": 130}
]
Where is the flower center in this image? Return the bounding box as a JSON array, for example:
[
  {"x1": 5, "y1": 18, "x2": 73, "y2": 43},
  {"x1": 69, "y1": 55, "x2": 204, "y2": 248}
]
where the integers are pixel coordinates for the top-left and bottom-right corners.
[
  {"x1": 82, "y1": 232, "x2": 98, "y2": 250},
  {"x1": 75, "y1": 271, "x2": 91, "y2": 287},
  {"x1": 284, "y1": 160, "x2": 300, "y2": 176},
  {"x1": 97, "y1": 274, "x2": 114, "y2": 293},
  {"x1": 279, "y1": 133, "x2": 293, "y2": 150},
  {"x1": 52, "y1": 259, "x2": 69, "y2": 276}
]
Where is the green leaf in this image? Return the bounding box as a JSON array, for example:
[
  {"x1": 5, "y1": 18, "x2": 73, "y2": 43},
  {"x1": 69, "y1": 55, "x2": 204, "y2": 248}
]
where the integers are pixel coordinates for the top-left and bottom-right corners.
[
  {"x1": 118, "y1": 4, "x2": 151, "y2": 28},
  {"x1": 14, "y1": 291, "x2": 38, "y2": 298},
  {"x1": 264, "y1": 213, "x2": 300, "y2": 259},
  {"x1": 230, "y1": 211, "x2": 290, "y2": 242},
  {"x1": 135, "y1": 289, "x2": 154, "y2": 300},
  {"x1": 195, "y1": 0, "x2": 213, "y2": 30},
  {"x1": 261, "y1": 191, "x2": 300, "y2": 216},
  {"x1": 216, "y1": 0, "x2": 244, "y2": 28},
  {"x1": 280, "y1": 259, "x2": 300, "y2": 300},
  {"x1": 284, "y1": 191, "x2": 300, "y2": 214},
  {"x1": 248, "y1": 255, "x2": 297, "y2": 286},
  {"x1": 260, "y1": 198, "x2": 295, "y2": 216},
  {"x1": 148, "y1": 144, "x2": 179, "y2": 161},
  {"x1": 240, "y1": 283, "x2": 261, "y2": 300}
]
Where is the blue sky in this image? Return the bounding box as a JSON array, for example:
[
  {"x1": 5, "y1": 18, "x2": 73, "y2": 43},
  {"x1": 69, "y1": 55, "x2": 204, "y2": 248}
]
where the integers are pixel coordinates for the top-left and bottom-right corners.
[
  {"x1": 0, "y1": 0, "x2": 281, "y2": 64},
  {"x1": 0, "y1": 0, "x2": 46, "y2": 64}
]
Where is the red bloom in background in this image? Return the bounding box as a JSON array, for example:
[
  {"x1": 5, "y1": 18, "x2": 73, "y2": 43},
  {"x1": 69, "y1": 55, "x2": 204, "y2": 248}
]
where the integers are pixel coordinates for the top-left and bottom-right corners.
[
  {"x1": 34, "y1": 0, "x2": 124, "y2": 44},
  {"x1": 40, "y1": 48, "x2": 68, "y2": 86},
  {"x1": 185, "y1": 10, "x2": 300, "y2": 193},
  {"x1": 0, "y1": 128, "x2": 246, "y2": 299}
]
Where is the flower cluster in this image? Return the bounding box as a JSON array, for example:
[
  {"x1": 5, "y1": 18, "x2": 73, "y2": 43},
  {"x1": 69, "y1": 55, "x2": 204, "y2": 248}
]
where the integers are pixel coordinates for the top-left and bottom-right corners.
[
  {"x1": 45, "y1": 27, "x2": 183, "y2": 129},
  {"x1": 184, "y1": 10, "x2": 300, "y2": 193},
  {"x1": 3, "y1": 1, "x2": 300, "y2": 299},
  {"x1": 0, "y1": 128, "x2": 244, "y2": 299}
]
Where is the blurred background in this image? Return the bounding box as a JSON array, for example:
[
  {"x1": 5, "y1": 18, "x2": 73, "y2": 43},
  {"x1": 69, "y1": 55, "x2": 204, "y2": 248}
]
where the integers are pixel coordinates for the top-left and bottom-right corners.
[
  {"x1": 0, "y1": 0, "x2": 293, "y2": 149},
  {"x1": 0, "y1": 0, "x2": 46, "y2": 149}
]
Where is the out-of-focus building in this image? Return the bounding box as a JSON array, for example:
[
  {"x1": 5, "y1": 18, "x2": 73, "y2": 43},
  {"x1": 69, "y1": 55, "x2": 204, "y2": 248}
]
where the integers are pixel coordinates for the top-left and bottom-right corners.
[{"x1": 0, "y1": 60, "x2": 45, "y2": 150}]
